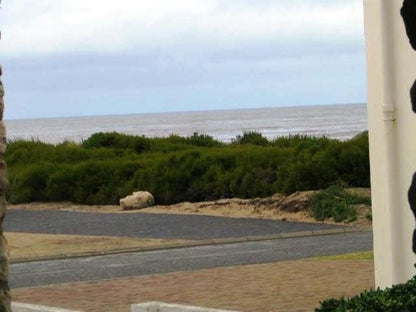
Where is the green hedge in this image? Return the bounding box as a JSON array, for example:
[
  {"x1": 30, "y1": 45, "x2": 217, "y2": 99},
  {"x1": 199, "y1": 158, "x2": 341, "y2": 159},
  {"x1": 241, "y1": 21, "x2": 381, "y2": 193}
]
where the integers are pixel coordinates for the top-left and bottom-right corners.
[
  {"x1": 316, "y1": 276, "x2": 416, "y2": 311},
  {"x1": 5, "y1": 131, "x2": 370, "y2": 205}
]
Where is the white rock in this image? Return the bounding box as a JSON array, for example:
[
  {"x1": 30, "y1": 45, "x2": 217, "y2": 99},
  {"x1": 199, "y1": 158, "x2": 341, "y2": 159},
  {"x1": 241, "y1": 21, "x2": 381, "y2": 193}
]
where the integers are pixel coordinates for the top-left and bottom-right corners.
[{"x1": 120, "y1": 191, "x2": 155, "y2": 210}]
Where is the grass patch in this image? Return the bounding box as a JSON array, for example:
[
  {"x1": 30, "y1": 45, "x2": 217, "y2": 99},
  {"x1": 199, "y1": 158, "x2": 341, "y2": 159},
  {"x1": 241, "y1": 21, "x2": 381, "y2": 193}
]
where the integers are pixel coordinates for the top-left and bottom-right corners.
[{"x1": 311, "y1": 251, "x2": 374, "y2": 261}]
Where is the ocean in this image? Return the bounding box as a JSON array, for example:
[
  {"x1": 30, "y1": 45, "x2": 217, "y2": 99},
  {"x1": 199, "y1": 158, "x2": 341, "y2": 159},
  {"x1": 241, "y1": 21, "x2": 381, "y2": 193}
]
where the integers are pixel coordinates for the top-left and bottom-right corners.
[{"x1": 5, "y1": 103, "x2": 368, "y2": 144}]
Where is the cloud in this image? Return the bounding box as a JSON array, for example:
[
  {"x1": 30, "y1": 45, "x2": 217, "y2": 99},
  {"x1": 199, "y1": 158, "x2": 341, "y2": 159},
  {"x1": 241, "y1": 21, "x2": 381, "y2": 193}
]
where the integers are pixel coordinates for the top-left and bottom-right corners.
[
  {"x1": 2, "y1": 43, "x2": 366, "y2": 119},
  {"x1": 0, "y1": 0, "x2": 366, "y2": 119},
  {"x1": 1, "y1": 0, "x2": 364, "y2": 56}
]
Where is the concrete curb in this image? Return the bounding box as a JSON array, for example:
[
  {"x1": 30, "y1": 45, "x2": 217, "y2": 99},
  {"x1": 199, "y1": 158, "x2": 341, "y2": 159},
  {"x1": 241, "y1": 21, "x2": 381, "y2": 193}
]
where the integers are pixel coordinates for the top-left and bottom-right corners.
[
  {"x1": 10, "y1": 227, "x2": 371, "y2": 264},
  {"x1": 12, "y1": 302, "x2": 81, "y2": 312},
  {"x1": 131, "y1": 302, "x2": 236, "y2": 312}
]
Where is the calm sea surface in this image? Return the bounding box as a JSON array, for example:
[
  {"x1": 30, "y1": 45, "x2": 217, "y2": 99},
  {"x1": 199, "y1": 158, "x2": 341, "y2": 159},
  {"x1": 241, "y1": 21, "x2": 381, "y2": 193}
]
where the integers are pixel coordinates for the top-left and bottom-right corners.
[{"x1": 5, "y1": 103, "x2": 368, "y2": 144}]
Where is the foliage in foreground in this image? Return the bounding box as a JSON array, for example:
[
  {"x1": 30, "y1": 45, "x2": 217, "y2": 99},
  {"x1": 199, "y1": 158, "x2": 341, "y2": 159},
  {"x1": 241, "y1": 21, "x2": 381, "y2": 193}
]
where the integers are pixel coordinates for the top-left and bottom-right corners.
[
  {"x1": 311, "y1": 185, "x2": 371, "y2": 222},
  {"x1": 5, "y1": 131, "x2": 370, "y2": 206},
  {"x1": 316, "y1": 276, "x2": 416, "y2": 312}
]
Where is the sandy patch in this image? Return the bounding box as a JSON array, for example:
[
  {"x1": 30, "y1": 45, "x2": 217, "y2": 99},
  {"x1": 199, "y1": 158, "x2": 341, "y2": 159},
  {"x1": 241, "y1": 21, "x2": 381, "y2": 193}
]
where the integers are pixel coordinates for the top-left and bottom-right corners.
[
  {"x1": 8, "y1": 202, "x2": 121, "y2": 213},
  {"x1": 4, "y1": 232, "x2": 193, "y2": 261},
  {"x1": 140, "y1": 200, "x2": 319, "y2": 222}
]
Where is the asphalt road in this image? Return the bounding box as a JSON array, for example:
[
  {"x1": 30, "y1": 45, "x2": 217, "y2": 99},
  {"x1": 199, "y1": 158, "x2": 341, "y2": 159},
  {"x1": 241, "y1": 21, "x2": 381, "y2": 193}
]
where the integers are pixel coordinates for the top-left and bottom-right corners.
[
  {"x1": 4, "y1": 210, "x2": 346, "y2": 240},
  {"x1": 10, "y1": 231, "x2": 373, "y2": 288}
]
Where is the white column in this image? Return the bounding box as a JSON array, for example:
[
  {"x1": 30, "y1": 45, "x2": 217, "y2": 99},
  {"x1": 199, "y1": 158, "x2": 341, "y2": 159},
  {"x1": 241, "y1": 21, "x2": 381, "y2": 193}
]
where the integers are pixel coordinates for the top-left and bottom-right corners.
[{"x1": 364, "y1": 0, "x2": 416, "y2": 288}]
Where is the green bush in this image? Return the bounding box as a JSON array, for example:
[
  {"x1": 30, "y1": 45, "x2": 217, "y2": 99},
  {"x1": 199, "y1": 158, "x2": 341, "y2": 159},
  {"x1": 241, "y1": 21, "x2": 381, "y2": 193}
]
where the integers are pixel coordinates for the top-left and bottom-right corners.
[
  {"x1": 82, "y1": 132, "x2": 151, "y2": 153},
  {"x1": 335, "y1": 131, "x2": 370, "y2": 187},
  {"x1": 5, "y1": 131, "x2": 371, "y2": 206},
  {"x1": 185, "y1": 132, "x2": 223, "y2": 147},
  {"x1": 316, "y1": 276, "x2": 416, "y2": 312},
  {"x1": 310, "y1": 185, "x2": 371, "y2": 223},
  {"x1": 274, "y1": 134, "x2": 369, "y2": 194},
  {"x1": 7, "y1": 164, "x2": 53, "y2": 203},
  {"x1": 232, "y1": 131, "x2": 269, "y2": 146},
  {"x1": 271, "y1": 134, "x2": 321, "y2": 148}
]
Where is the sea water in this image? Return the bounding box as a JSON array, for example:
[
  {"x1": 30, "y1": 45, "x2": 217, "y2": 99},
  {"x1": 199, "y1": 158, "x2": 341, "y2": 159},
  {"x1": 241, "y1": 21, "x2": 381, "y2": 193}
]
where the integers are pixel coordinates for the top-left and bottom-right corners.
[{"x1": 5, "y1": 103, "x2": 367, "y2": 144}]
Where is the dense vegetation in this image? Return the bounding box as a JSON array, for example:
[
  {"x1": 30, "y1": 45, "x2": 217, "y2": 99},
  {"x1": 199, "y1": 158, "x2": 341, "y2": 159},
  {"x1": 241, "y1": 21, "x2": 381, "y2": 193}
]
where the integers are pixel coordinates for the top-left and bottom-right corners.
[
  {"x1": 5, "y1": 131, "x2": 370, "y2": 205},
  {"x1": 316, "y1": 276, "x2": 416, "y2": 311}
]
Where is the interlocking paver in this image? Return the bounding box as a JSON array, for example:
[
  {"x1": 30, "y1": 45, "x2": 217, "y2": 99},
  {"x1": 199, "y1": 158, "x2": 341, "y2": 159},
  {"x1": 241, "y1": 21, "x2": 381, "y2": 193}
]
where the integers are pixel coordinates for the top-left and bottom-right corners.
[{"x1": 12, "y1": 258, "x2": 374, "y2": 312}]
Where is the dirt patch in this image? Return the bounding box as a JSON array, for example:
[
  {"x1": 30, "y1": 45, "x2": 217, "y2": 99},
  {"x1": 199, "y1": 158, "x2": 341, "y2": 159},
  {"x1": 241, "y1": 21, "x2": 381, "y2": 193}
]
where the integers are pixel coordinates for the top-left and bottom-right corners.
[
  {"x1": 7, "y1": 188, "x2": 372, "y2": 228},
  {"x1": 140, "y1": 197, "x2": 320, "y2": 224},
  {"x1": 4, "y1": 232, "x2": 193, "y2": 261},
  {"x1": 8, "y1": 202, "x2": 120, "y2": 213}
]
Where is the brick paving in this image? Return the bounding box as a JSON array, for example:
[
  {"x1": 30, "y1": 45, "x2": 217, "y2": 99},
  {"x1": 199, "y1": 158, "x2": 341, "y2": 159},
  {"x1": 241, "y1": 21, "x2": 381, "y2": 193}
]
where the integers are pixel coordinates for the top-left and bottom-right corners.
[{"x1": 11, "y1": 258, "x2": 374, "y2": 312}]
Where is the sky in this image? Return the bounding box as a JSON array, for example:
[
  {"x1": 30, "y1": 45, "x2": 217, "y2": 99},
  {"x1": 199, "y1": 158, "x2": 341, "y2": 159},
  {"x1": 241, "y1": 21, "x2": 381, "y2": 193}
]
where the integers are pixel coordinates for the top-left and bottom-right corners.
[{"x1": 0, "y1": 0, "x2": 366, "y2": 120}]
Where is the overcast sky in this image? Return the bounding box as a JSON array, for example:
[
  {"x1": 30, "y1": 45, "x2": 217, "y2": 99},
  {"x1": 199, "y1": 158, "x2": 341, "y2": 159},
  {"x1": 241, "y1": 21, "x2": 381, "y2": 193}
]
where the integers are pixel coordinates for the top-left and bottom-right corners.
[{"x1": 0, "y1": 0, "x2": 366, "y2": 120}]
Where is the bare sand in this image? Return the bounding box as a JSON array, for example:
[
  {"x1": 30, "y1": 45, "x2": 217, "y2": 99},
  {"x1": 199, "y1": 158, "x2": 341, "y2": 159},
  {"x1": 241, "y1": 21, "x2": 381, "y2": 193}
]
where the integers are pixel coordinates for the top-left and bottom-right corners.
[{"x1": 4, "y1": 232, "x2": 194, "y2": 262}]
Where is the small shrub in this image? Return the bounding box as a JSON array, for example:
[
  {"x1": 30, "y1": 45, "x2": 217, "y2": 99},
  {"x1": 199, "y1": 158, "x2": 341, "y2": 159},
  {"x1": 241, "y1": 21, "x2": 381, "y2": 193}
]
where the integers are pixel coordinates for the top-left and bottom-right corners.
[
  {"x1": 316, "y1": 275, "x2": 416, "y2": 311},
  {"x1": 311, "y1": 185, "x2": 367, "y2": 222},
  {"x1": 185, "y1": 132, "x2": 222, "y2": 147},
  {"x1": 82, "y1": 132, "x2": 150, "y2": 153},
  {"x1": 232, "y1": 131, "x2": 269, "y2": 146},
  {"x1": 271, "y1": 134, "x2": 316, "y2": 148}
]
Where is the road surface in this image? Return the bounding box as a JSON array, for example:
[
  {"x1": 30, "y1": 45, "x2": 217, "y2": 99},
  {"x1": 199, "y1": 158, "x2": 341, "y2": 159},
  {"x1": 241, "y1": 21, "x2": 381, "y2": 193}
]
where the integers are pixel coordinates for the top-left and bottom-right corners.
[
  {"x1": 5, "y1": 210, "x2": 346, "y2": 239},
  {"x1": 11, "y1": 230, "x2": 372, "y2": 288}
]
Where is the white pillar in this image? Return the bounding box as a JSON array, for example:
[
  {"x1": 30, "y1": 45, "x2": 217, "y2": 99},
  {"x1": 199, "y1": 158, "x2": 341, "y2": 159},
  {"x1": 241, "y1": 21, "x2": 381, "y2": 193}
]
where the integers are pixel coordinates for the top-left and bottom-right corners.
[{"x1": 364, "y1": 0, "x2": 416, "y2": 288}]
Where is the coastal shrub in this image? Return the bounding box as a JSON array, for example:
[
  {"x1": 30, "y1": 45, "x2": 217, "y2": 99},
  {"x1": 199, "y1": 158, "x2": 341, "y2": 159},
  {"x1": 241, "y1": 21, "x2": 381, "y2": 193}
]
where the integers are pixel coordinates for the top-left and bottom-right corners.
[
  {"x1": 147, "y1": 133, "x2": 222, "y2": 151},
  {"x1": 185, "y1": 132, "x2": 223, "y2": 147},
  {"x1": 8, "y1": 164, "x2": 55, "y2": 203},
  {"x1": 335, "y1": 131, "x2": 370, "y2": 187},
  {"x1": 147, "y1": 134, "x2": 220, "y2": 153},
  {"x1": 6, "y1": 140, "x2": 55, "y2": 167},
  {"x1": 7, "y1": 139, "x2": 134, "y2": 166},
  {"x1": 275, "y1": 133, "x2": 370, "y2": 194},
  {"x1": 310, "y1": 185, "x2": 371, "y2": 222},
  {"x1": 232, "y1": 131, "x2": 269, "y2": 146},
  {"x1": 82, "y1": 132, "x2": 151, "y2": 153},
  {"x1": 315, "y1": 276, "x2": 416, "y2": 311},
  {"x1": 271, "y1": 134, "x2": 322, "y2": 148},
  {"x1": 130, "y1": 150, "x2": 237, "y2": 204},
  {"x1": 5, "y1": 131, "x2": 370, "y2": 206},
  {"x1": 275, "y1": 144, "x2": 338, "y2": 194}
]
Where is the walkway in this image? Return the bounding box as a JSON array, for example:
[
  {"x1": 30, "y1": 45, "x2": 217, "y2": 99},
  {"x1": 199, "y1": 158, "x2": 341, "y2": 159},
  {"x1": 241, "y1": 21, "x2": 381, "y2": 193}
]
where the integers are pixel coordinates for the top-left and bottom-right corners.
[{"x1": 12, "y1": 257, "x2": 375, "y2": 312}]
